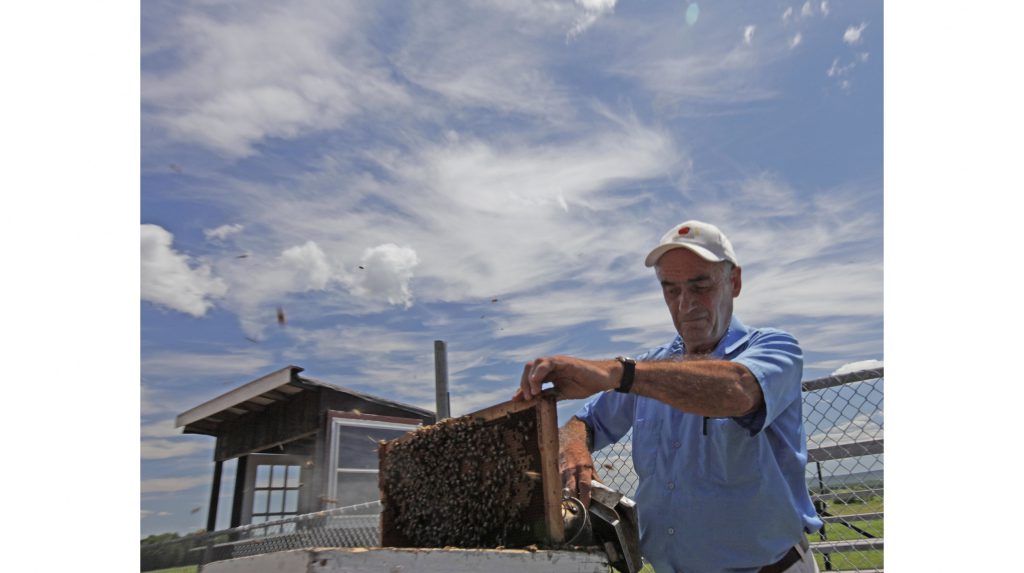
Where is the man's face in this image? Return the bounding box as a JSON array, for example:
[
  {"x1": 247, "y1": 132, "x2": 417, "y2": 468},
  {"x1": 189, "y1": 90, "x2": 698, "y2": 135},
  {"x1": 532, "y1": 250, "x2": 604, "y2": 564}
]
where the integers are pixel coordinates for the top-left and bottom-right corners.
[{"x1": 655, "y1": 248, "x2": 742, "y2": 355}]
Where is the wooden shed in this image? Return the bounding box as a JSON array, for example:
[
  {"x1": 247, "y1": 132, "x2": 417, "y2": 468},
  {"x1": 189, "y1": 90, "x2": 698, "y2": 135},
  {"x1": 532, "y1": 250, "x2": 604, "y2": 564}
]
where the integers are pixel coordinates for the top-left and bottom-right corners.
[{"x1": 175, "y1": 365, "x2": 436, "y2": 533}]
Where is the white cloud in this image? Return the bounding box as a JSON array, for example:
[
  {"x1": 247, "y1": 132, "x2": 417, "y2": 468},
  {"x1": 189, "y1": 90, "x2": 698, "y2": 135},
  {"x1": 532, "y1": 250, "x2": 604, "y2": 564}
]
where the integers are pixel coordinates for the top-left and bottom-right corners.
[
  {"x1": 569, "y1": 0, "x2": 617, "y2": 39},
  {"x1": 141, "y1": 510, "x2": 171, "y2": 518},
  {"x1": 142, "y1": 383, "x2": 208, "y2": 417},
  {"x1": 143, "y1": 1, "x2": 410, "y2": 156},
  {"x1": 142, "y1": 475, "x2": 210, "y2": 494},
  {"x1": 843, "y1": 22, "x2": 868, "y2": 45},
  {"x1": 142, "y1": 350, "x2": 274, "y2": 380},
  {"x1": 744, "y1": 25, "x2": 756, "y2": 46},
  {"x1": 141, "y1": 224, "x2": 227, "y2": 316},
  {"x1": 204, "y1": 223, "x2": 244, "y2": 241},
  {"x1": 782, "y1": 7, "x2": 794, "y2": 23},
  {"x1": 612, "y1": 46, "x2": 776, "y2": 107},
  {"x1": 827, "y1": 57, "x2": 857, "y2": 77},
  {"x1": 350, "y1": 244, "x2": 420, "y2": 308},
  {"x1": 387, "y1": 2, "x2": 577, "y2": 122},
  {"x1": 211, "y1": 239, "x2": 347, "y2": 337},
  {"x1": 832, "y1": 359, "x2": 883, "y2": 376},
  {"x1": 820, "y1": 1, "x2": 830, "y2": 17},
  {"x1": 281, "y1": 241, "x2": 334, "y2": 291},
  {"x1": 826, "y1": 53, "x2": 868, "y2": 87},
  {"x1": 790, "y1": 33, "x2": 803, "y2": 49},
  {"x1": 141, "y1": 418, "x2": 182, "y2": 439},
  {"x1": 142, "y1": 438, "x2": 211, "y2": 460},
  {"x1": 801, "y1": 2, "x2": 814, "y2": 17}
]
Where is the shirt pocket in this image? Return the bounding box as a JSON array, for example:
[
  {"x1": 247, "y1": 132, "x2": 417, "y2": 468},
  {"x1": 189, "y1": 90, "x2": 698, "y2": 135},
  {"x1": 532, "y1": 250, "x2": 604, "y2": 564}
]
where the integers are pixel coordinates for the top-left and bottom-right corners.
[
  {"x1": 702, "y1": 417, "x2": 763, "y2": 487},
  {"x1": 631, "y1": 417, "x2": 663, "y2": 478}
]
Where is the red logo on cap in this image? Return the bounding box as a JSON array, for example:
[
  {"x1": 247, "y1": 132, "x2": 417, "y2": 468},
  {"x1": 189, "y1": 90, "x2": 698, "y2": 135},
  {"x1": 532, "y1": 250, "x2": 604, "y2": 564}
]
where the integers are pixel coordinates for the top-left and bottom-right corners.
[{"x1": 678, "y1": 226, "x2": 690, "y2": 235}]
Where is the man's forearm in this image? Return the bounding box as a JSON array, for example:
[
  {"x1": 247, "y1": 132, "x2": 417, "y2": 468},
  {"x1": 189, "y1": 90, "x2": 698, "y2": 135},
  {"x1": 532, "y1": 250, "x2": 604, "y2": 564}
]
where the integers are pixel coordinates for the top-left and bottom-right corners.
[
  {"x1": 631, "y1": 359, "x2": 763, "y2": 417},
  {"x1": 559, "y1": 416, "x2": 593, "y2": 452}
]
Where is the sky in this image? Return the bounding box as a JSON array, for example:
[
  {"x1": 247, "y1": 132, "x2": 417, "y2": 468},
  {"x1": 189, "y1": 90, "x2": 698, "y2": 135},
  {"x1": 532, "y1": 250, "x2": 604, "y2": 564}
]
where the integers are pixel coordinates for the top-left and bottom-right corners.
[
  {"x1": 13, "y1": 2, "x2": 1024, "y2": 570},
  {"x1": 139, "y1": 0, "x2": 884, "y2": 537}
]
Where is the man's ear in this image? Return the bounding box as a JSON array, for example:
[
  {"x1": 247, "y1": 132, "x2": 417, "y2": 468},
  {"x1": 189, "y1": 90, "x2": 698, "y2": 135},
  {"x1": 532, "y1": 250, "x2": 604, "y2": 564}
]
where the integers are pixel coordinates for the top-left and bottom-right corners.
[{"x1": 731, "y1": 265, "x2": 742, "y2": 298}]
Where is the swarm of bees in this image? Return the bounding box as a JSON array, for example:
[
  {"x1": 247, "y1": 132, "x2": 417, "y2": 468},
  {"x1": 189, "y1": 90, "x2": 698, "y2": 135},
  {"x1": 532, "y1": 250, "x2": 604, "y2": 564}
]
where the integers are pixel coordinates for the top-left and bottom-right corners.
[{"x1": 380, "y1": 414, "x2": 540, "y2": 548}]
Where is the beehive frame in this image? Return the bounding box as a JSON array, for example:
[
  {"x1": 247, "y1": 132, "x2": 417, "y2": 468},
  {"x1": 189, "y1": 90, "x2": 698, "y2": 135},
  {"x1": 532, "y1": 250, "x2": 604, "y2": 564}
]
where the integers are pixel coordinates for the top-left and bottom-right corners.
[{"x1": 378, "y1": 390, "x2": 564, "y2": 547}]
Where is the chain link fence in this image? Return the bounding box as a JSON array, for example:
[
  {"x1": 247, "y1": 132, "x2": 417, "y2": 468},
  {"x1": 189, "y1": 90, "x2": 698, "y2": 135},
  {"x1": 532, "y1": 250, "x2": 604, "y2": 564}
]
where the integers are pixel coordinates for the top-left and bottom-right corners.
[
  {"x1": 142, "y1": 501, "x2": 383, "y2": 571},
  {"x1": 143, "y1": 369, "x2": 882, "y2": 572},
  {"x1": 592, "y1": 367, "x2": 884, "y2": 572}
]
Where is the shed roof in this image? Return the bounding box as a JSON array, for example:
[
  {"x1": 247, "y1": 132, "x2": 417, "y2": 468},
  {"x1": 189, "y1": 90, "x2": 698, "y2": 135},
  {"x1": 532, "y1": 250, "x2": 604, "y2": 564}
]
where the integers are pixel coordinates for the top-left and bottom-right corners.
[{"x1": 175, "y1": 365, "x2": 434, "y2": 436}]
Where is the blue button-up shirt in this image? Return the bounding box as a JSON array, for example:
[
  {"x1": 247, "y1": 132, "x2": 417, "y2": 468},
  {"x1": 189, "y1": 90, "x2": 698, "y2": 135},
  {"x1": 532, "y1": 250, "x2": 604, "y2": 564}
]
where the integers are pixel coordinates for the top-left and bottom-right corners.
[{"x1": 576, "y1": 316, "x2": 822, "y2": 573}]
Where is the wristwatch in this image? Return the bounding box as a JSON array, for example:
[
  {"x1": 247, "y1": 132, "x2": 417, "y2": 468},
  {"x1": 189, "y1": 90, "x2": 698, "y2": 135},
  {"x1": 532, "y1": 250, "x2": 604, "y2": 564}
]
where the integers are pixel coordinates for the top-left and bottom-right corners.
[{"x1": 614, "y1": 356, "x2": 636, "y2": 393}]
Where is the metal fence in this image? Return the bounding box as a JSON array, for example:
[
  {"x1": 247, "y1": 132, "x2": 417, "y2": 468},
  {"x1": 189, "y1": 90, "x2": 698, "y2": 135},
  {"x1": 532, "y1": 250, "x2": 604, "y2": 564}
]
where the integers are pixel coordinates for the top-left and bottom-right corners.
[
  {"x1": 142, "y1": 368, "x2": 883, "y2": 572},
  {"x1": 592, "y1": 367, "x2": 884, "y2": 572},
  {"x1": 141, "y1": 501, "x2": 383, "y2": 571}
]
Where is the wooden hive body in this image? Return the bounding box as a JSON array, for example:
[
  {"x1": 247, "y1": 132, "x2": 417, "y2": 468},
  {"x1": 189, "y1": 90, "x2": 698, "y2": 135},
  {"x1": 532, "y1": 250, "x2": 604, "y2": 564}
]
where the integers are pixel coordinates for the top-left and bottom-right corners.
[{"x1": 378, "y1": 392, "x2": 563, "y2": 548}]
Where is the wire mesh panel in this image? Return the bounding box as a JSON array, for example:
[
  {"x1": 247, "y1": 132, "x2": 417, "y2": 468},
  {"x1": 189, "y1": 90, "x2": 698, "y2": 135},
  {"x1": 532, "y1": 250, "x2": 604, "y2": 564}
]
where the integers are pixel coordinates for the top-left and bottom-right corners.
[
  {"x1": 591, "y1": 431, "x2": 638, "y2": 498},
  {"x1": 140, "y1": 501, "x2": 386, "y2": 570},
  {"x1": 590, "y1": 368, "x2": 884, "y2": 572},
  {"x1": 803, "y1": 369, "x2": 884, "y2": 572}
]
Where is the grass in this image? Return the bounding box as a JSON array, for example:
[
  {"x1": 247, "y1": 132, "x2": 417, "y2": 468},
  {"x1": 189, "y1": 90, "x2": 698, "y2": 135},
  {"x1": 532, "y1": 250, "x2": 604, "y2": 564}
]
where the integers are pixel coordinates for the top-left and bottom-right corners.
[{"x1": 811, "y1": 494, "x2": 883, "y2": 571}]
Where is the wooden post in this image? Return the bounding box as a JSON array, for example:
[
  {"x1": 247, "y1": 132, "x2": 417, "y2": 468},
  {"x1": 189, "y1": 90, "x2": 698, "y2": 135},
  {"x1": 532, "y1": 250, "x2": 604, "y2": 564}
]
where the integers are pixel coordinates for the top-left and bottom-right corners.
[
  {"x1": 230, "y1": 455, "x2": 248, "y2": 528},
  {"x1": 206, "y1": 460, "x2": 223, "y2": 532}
]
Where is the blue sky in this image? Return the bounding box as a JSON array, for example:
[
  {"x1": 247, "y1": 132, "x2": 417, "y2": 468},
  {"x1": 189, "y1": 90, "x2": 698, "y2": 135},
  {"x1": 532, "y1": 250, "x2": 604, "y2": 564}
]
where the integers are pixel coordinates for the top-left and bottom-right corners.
[{"x1": 140, "y1": 0, "x2": 883, "y2": 536}]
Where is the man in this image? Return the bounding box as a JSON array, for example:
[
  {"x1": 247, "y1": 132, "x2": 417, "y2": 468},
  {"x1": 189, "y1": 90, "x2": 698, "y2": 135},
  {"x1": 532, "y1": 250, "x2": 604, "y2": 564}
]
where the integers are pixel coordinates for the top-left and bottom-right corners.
[{"x1": 514, "y1": 220, "x2": 822, "y2": 573}]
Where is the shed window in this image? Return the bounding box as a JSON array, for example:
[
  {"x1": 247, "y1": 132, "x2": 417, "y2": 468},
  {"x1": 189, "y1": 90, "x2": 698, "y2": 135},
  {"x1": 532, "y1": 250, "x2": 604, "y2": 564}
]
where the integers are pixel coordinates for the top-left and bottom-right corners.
[
  {"x1": 326, "y1": 414, "x2": 421, "y2": 510},
  {"x1": 240, "y1": 453, "x2": 308, "y2": 536}
]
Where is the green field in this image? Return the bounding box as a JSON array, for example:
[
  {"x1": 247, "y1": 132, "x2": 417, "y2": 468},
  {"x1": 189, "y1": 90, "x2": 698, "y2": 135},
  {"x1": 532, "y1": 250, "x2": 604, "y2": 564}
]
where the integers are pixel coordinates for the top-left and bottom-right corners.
[{"x1": 811, "y1": 494, "x2": 883, "y2": 571}]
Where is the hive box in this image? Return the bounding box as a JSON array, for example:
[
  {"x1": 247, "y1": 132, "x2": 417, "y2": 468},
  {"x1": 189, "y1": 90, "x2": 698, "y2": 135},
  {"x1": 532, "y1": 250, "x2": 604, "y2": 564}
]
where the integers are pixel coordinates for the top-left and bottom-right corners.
[{"x1": 378, "y1": 391, "x2": 564, "y2": 548}]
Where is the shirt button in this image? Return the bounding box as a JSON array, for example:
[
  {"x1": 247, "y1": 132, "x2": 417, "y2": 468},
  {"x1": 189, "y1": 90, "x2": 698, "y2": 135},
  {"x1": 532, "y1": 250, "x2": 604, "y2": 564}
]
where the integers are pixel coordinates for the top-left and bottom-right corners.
[
  {"x1": 667, "y1": 527, "x2": 675, "y2": 535},
  {"x1": 667, "y1": 481, "x2": 675, "y2": 490},
  {"x1": 673, "y1": 441, "x2": 681, "y2": 448}
]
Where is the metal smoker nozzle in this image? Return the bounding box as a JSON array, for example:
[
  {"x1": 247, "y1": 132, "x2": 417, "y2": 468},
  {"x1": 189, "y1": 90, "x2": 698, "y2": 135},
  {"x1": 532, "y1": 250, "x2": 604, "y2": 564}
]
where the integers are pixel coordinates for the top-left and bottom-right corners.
[{"x1": 561, "y1": 481, "x2": 642, "y2": 573}]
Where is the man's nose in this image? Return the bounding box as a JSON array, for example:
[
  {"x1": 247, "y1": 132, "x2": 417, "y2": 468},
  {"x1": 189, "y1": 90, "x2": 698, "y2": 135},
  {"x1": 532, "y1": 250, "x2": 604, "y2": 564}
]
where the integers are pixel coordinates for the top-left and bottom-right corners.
[{"x1": 675, "y1": 293, "x2": 693, "y2": 312}]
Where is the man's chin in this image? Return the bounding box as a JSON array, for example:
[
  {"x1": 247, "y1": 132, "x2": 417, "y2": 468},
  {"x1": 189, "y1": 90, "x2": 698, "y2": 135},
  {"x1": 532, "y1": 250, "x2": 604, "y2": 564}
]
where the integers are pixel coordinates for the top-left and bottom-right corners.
[{"x1": 677, "y1": 330, "x2": 711, "y2": 346}]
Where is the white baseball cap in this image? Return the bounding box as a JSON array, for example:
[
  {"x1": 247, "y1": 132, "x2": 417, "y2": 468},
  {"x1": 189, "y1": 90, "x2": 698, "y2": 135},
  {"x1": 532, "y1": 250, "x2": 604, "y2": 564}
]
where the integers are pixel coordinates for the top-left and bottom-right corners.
[{"x1": 644, "y1": 220, "x2": 739, "y2": 267}]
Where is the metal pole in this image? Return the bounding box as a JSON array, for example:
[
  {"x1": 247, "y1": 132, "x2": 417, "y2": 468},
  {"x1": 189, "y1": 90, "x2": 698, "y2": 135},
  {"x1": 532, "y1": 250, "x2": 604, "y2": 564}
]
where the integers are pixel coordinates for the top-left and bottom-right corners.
[
  {"x1": 434, "y1": 340, "x2": 451, "y2": 420},
  {"x1": 816, "y1": 461, "x2": 832, "y2": 571}
]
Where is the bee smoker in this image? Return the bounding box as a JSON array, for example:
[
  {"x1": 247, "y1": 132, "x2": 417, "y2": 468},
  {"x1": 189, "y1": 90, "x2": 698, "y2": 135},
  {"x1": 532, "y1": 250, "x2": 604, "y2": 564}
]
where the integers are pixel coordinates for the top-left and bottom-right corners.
[{"x1": 561, "y1": 480, "x2": 642, "y2": 573}]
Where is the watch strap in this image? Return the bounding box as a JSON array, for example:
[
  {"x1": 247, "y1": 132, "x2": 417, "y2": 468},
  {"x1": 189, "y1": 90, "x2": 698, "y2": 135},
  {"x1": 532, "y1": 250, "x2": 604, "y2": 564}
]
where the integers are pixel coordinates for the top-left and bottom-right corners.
[{"x1": 615, "y1": 356, "x2": 636, "y2": 393}]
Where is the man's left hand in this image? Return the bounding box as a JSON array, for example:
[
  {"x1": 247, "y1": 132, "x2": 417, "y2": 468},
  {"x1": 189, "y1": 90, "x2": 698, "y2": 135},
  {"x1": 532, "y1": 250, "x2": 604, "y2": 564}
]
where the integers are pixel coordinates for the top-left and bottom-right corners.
[{"x1": 513, "y1": 355, "x2": 621, "y2": 401}]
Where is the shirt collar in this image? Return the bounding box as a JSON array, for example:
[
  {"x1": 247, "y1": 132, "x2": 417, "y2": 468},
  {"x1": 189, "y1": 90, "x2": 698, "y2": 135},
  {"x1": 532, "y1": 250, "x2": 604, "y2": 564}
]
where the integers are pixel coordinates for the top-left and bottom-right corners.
[{"x1": 671, "y1": 315, "x2": 753, "y2": 358}]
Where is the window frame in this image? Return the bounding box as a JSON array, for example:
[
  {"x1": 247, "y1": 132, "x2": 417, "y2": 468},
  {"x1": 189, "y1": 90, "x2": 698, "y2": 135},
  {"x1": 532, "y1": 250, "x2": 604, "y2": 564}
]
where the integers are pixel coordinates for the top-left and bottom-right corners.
[{"x1": 324, "y1": 411, "x2": 423, "y2": 509}]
